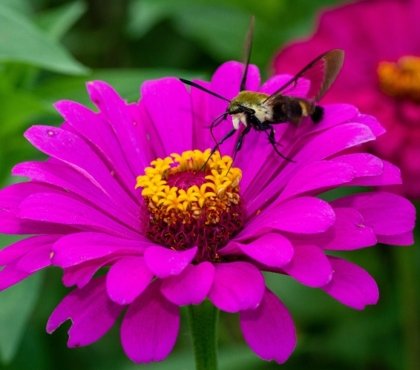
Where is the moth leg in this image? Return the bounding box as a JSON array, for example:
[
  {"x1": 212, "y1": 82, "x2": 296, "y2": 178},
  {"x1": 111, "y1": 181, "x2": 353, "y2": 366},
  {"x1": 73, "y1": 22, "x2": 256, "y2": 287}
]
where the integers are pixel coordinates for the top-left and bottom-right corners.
[
  {"x1": 226, "y1": 125, "x2": 251, "y2": 174},
  {"x1": 201, "y1": 128, "x2": 236, "y2": 170},
  {"x1": 209, "y1": 112, "x2": 228, "y2": 145},
  {"x1": 267, "y1": 126, "x2": 294, "y2": 162}
]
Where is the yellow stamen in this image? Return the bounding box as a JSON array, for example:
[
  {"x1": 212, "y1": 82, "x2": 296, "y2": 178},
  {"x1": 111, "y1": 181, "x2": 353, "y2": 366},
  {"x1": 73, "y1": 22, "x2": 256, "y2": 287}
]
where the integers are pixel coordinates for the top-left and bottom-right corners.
[
  {"x1": 136, "y1": 149, "x2": 242, "y2": 226},
  {"x1": 378, "y1": 56, "x2": 420, "y2": 102}
]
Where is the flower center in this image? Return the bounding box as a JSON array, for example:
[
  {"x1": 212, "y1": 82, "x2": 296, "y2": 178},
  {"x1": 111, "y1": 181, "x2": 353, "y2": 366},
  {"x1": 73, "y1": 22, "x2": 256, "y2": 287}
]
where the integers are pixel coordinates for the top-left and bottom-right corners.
[
  {"x1": 136, "y1": 149, "x2": 244, "y2": 261},
  {"x1": 377, "y1": 56, "x2": 420, "y2": 102}
]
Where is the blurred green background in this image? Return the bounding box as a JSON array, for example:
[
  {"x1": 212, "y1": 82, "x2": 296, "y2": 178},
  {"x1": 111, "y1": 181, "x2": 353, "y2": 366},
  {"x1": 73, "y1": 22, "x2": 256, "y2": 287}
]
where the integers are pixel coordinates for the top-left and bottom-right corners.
[{"x1": 0, "y1": 0, "x2": 418, "y2": 369}]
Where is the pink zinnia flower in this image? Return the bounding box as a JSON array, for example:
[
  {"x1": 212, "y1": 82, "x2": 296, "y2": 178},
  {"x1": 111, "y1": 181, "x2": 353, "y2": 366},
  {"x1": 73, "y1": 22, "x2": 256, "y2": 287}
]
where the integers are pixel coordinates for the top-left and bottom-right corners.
[
  {"x1": 0, "y1": 61, "x2": 415, "y2": 364},
  {"x1": 273, "y1": 0, "x2": 420, "y2": 199}
]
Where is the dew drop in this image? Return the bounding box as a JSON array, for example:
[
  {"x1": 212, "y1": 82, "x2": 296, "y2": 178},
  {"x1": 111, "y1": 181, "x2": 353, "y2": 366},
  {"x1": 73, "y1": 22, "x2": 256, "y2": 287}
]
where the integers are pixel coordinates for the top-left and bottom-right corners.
[{"x1": 47, "y1": 130, "x2": 55, "y2": 137}]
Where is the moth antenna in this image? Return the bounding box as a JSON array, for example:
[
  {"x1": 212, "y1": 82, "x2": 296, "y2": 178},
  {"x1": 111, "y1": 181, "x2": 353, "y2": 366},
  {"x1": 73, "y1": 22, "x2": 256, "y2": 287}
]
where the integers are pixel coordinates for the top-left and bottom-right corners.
[{"x1": 179, "y1": 78, "x2": 231, "y2": 102}]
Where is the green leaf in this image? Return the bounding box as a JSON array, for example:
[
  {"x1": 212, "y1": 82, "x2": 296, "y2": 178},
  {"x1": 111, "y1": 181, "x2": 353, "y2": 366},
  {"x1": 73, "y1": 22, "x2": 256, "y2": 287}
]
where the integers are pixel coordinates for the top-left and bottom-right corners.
[
  {"x1": 128, "y1": 0, "x2": 210, "y2": 38},
  {"x1": 0, "y1": 272, "x2": 43, "y2": 363},
  {"x1": 0, "y1": 90, "x2": 51, "y2": 136},
  {"x1": 37, "y1": 1, "x2": 87, "y2": 41},
  {"x1": 0, "y1": 0, "x2": 32, "y2": 16},
  {"x1": 36, "y1": 68, "x2": 204, "y2": 105},
  {"x1": 173, "y1": 5, "x2": 250, "y2": 63},
  {"x1": 0, "y1": 4, "x2": 88, "y2": 75}
]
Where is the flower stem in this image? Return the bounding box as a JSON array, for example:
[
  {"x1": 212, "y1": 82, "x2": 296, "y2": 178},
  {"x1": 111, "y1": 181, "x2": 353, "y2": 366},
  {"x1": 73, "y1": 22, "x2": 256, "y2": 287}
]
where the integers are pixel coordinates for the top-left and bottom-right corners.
[
  {"x1": 188, "y1": 301, "x2": 219, "y2": 370},
  {"x1": 396, "y1": 246, "x2": 420, "y2": 370}
]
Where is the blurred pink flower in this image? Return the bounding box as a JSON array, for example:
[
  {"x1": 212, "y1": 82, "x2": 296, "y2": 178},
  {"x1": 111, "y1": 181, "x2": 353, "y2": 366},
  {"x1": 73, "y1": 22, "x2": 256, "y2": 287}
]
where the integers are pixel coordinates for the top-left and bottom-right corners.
[
  {"x1": 273, "y1": 0, "x2": 420, "y2": 199},
  {"x1": 0, "y1": 61, "x2": 415, "y2": 364}
]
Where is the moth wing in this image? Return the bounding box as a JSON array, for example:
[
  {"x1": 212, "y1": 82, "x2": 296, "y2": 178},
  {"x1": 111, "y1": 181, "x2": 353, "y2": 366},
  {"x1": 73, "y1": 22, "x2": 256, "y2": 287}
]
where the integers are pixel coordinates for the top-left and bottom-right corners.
[
  {"x1": 239, "y1": 16, "x2": 255, "y2": 92},
  {"x1": 264, "y1": 49, "x2": 344, "y2": 103}
]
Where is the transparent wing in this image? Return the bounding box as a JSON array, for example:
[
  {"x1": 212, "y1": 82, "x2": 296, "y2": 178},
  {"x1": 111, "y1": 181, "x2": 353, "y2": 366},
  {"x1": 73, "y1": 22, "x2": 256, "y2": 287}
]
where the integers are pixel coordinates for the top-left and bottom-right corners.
[{"x1": 264, "y1": 49, "x2": 344, "y2": 103}]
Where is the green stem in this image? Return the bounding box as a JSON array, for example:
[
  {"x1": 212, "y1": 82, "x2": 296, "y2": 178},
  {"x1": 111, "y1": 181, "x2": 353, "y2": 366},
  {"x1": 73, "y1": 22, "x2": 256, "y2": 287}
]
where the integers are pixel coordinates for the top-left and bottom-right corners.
[
  {"x1": 188, "y1": 301, "x2": 219, "y2": 370},
  {"x1": 396, "y1": 247, "x2": 420, "y2": 370}
]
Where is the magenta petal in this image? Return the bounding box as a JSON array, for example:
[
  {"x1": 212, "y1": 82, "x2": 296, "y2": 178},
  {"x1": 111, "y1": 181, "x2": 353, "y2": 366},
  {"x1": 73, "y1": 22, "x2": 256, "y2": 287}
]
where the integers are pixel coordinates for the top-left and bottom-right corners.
[
  {"x1": 333, "y1": 192, "x2": 415, "y2": 237},
  {"x1": 293, "y1": 121, "x2": 375, "y2": 161},
  {"x1": 63, "y1": 258, "x2": 112, "y2": 288},
  {"x1": 320, "y1": 207, "x2": 377, "y2": 250},
  {"x1": 240, "y1": 289, "x2": 296, "y2": 364},
  {"x1": 378, "y1": 232, "x2": 414, "y2": 246},
  {"x1": 46, "y1": 277, "x2": 122, "y2": 347},
  {"x1": 282, "y1": 244, "x2": 332, "y2": 287},
  {"x1": 54, "y1": 100, "x2": 136, "y2": 188},
  {"x1": 19, "y1": 192, "x2": 139, "y2": 238},
  {"x1": 141, "y1": 78, "x2": 193, "y2": 155},
  {"x1": 245, "y1": 197, "x2": 335, "y2": 236},
  {"x1": 0, "y1": 235, "x2": 57, "y2": 265},
  {"x1": 24, "y1": 125, "x2": 137, "y2": 215},
  {"x1": 52, "y1": 232, "x2": 146, "y2": 267},
  {"x1": 106, "y1": 256, "x2": 153, "y2": 305},
  {"x1": 13, "y1": 160, "x2": 139, "y2": 228},
  {"x1": 246, "y1": 122, "x2": 376, "y2": 215},
  {"x1": 0, "y1": 182, "x2": 70, "y2": 234},
  {"x1": 322, "y1": 257, "x2": 379, "y2": 310},
  {"x1": 85, "y1": 81, "x2": 152, "y2": 174},
  {"x1": 350, "y1": 160, "x2": 402, "y2": 186},
  {"x1": 144, "y1": 246, "x2": 197, "y2": 278},
  {"x1": 279, "y1": 160, "x2": 355, "y2": 200},
  {"x1": 161, "y1": 262, "x2": 215, "y2": 305},
  {"x1": 121, "y1": 283, "x2": 180, "y2": 363},
  {"x1": 208, "y1": 262, "x2": 264, "y2": 313},
  {"x1": 226, "y1": 233, "x2": 294, "y2": 268},
  {"x1": 0, "y1": 265, "x2": 30, "y2": 290},
  {"x1": 331, "y1": 153, "x2": 383, "y2": 178},
  {"x1": 16, "y1": 243, "x2": 51, "y2": 273}
]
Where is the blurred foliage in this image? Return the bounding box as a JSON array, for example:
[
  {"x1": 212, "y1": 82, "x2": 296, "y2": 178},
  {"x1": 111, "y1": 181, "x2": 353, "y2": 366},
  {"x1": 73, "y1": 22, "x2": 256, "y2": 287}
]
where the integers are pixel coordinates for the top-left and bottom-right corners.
[{"x1": 0, "y1": 0, "x2": 418, "y2": 370}]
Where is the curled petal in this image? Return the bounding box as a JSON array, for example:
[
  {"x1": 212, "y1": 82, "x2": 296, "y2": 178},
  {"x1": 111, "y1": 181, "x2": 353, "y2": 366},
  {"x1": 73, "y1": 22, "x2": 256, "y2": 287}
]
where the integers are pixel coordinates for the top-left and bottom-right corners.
[
  {"x1": 240, "y1": 289, "x2": 296, "y2": 364},
  {"x1": 121, "y1": 283, "x2": 180, "y2": 363},
  {"x1": 208, "y1": 262, "x2": 264, "y2": 313},
  {"x1": 322, "y1": 257, "x2": 379, "y2": 310},
  {"x1": 224, "y1": 233, "x2": 294, "y2": 269},
  {"x1": 161, "y1": 262, "x2": 215, "y2": 306},
  {"x1": 282, "y1": 244, "x2": 333, "y2": 287},
  {"x1": 144, "y1": 246, "x2": 197, "y2": 278},
  {"x1": 106, "y1": 256, "x2": 153, "y2": 305}
]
